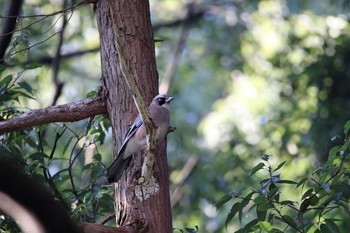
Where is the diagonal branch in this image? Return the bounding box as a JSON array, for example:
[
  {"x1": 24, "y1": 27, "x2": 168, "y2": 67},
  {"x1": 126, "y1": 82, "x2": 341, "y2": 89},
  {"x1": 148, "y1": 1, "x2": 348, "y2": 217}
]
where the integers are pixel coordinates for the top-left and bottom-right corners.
[
  {"x1": 0, "y1": 95, "x2": 106, "y2": 135},
  {"x1": 108, "y1": 3, "x2": 157, "y2": 183}
]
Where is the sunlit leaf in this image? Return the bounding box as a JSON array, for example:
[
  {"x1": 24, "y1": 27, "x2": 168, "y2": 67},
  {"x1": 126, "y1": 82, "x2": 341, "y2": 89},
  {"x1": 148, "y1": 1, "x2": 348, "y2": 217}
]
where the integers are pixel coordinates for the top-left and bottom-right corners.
[
  {"x1": 296, "y1": 177, "x2": 308, "y2": 188},
  {"x1": 244, "y1": 219, "x2": 259, "y2": 231},
  {"x1": 282, "y1": 215, "x2": 295, "y2": 227},
  {"x1": 225, "y1": 202, "x2": 241, "y2": 228},
  {"x1": 302, "y1": 188, "x2": 314, "y2": 200},
  {"x1": 278, "y1": 180, "x2": 297, "y2": 184},
  {"x1": 324, "y1": 219, "x2": 340, "y2": 233},
  {"x1": 259, "y1": 221, "x2": 273, "y2": 232},
  {"x1": 250, "y1": 162, "x2": 265, "y2": 176},
  {"x1": 274, "y1": 161, "x2": 286, "y2": 171},
  {"x1": 214, "y1": 194, "x2": 233, "y2": 209},
  {"x1": 18, "y1": 81, "x2": 33, "y2": 94},
  {"x1": 261, "y1": 154, "x2": 270, "y2": 161},
  {"x1": 344, "y1": 120, "x2": 350, "y2": 136},
  {"x1": 25, "y1": 63, "x2": 42, "y2": 70}
]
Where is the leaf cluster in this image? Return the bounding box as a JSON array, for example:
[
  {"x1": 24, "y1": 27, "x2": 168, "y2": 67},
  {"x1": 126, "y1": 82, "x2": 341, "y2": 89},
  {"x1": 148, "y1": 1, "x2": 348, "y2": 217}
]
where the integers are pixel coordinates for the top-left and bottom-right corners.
[
  {"x1": 216, "y1": 121, "x2": 350, "y2": 232},
  {"x1": 0, "y1": 69, "x2": 113, "y2": 230}
]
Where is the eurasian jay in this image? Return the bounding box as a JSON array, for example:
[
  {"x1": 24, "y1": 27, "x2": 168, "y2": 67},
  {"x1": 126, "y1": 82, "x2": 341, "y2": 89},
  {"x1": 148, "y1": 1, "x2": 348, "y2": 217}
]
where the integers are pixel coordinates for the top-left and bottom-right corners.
[{"x1": 107, "y1": 94, "x2": 174, "y2": 183}]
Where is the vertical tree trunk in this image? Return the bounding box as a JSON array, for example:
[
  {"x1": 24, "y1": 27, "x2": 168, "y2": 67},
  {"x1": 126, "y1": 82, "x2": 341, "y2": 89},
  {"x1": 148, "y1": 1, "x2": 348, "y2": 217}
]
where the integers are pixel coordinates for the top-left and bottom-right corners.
[{"x1": 95, "y1": 1, "x2": 172, "y2": 232}]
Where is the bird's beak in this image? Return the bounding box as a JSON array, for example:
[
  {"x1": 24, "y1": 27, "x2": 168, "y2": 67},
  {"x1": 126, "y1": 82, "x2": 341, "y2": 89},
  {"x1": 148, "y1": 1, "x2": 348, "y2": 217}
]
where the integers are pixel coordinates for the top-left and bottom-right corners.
[{"x1": 165, "y1": 96, "x2": 174, "y2": 103}]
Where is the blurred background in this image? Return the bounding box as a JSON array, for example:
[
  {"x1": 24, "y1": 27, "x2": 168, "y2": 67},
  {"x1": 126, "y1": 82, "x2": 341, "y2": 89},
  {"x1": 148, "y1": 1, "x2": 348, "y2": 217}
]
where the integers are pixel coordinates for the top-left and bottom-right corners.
[{"x1": 1, "y1": 0, "x2": 350, "y2": 232}]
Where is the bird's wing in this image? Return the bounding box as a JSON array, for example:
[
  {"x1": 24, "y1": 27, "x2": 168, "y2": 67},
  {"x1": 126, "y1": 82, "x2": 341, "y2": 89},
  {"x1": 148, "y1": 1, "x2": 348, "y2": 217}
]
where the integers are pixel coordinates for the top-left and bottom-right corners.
[
  {"x1": 117, "y1": 117, "x2": 143, "y2": 157},
  {"x1": 106, "y1": 117, "x2": 143, "y2": 182}
]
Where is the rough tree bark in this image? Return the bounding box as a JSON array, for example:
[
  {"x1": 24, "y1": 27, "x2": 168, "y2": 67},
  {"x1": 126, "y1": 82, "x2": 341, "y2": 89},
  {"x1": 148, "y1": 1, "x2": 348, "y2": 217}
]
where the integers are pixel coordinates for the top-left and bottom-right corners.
[{"x1": 95, "y1": 0, "x2": 172, "y2": 233}]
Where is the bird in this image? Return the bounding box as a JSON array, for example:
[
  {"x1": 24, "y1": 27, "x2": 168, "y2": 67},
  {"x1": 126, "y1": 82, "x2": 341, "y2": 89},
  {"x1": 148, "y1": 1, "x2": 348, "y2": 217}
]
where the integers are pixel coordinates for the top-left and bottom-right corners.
[{"x1": 107, "y1": 94, "x2": 174, "y2": 183}]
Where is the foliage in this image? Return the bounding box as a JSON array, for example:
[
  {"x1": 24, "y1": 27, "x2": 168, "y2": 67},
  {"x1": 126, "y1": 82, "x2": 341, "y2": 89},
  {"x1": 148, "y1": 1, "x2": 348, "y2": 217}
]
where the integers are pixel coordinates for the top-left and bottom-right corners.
[
  {"x1": 216, "y1": 121, "x2": 350, "y2": 232},
  {"x1": 2, "y1": 0, "x2": 350, "y2": 232},
  {"x1": 0, "y1": 66, "x2": 113, "y2": 231}
]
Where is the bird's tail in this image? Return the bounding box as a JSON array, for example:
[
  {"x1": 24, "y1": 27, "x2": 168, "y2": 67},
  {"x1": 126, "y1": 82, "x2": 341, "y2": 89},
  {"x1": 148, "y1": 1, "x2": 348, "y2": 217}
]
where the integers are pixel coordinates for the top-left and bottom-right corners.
[{"x1": 107, "y1": 156, "x2": 131, "y2": 183}]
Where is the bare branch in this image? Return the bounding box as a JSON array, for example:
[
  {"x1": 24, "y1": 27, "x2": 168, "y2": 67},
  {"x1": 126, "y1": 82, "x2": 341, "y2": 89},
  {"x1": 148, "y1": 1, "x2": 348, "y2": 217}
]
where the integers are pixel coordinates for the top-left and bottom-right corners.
[
  {"x1": 159, "y1": 4, "x2": 192, "y2": 94},
  {"x1": 34, "y1": 48, "x2": 100, "y2": 65},
  {"x1": 0, "y1": 95, "x2": 106, "y2": 135},
  {"x1": 51, "y1": 0, "x2": 70, "y2": 106}
]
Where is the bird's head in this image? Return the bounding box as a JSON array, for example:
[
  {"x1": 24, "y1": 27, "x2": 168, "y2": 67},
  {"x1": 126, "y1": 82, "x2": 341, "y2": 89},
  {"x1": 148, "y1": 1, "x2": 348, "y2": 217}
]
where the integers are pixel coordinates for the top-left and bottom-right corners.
[{"x1": 152, "y1": 94, "x2": 174, "y2": 106}]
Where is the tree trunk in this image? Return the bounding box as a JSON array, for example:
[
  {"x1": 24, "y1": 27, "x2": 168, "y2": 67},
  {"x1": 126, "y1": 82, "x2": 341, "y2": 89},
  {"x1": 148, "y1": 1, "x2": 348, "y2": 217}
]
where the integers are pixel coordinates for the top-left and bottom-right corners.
[{"x1": 95, "y1": 1, "x2": 172, "y2": 232}]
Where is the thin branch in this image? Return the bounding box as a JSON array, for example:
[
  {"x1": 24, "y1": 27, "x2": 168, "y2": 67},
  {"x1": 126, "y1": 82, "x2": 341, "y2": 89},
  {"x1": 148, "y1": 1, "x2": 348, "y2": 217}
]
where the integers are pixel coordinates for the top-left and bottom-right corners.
[
  {"x1": 100, "y1": 213, "x2": 115, "y2": 225},
  {"x1": 68, "y1": 137, "x2": 85, "y2": 199},
  {"x1": 159, "y1": 4, "x2": 192, "y2": 94},
  {"x1": 34, "y1": 47, "x2": 100, "y2": 65},
  {"x1": 0, "y1": 0, "x2": 80, "y2": 64},
  {"x1": 0, "y1": 0, "x2": 94, "y2": 20},
  {"x1": 152, "y1": 4, "x2": 207, "y2": 31},
  {"x1": 0, "y1": 95, "x2": 106, "y2": 135},
  {"x1": 51, "y1": 0, "x2": 70, "y2": 106}
]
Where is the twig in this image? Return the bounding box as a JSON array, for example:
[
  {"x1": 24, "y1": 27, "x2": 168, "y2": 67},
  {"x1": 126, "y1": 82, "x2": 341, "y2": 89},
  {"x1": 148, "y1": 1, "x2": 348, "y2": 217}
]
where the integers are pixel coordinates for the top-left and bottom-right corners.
[
  {"x1": 0, "y1": 95, "x2": 106, "y2": 135},
  {"x1": 34, "y1": 48, "x2": 100, "y2": 65},
  {"x1": 0, "y1": 0, "x2": 94, "y2": 20},
  {"x1": 51, "y1": 0, "x2": 69, "y2": 106},
  {"x1": 100, "y1": 213, "x2": 115, "y2": 225},
  {"x1": 68, "y1": 137, "x2": 84, "y2": 199}
]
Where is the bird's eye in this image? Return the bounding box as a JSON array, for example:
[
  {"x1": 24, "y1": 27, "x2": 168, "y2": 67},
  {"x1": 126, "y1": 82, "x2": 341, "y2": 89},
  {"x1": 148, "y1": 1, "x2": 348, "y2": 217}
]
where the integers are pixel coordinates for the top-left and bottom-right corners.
[{"x1": 158, "y1": 97, "x2": 166, "y2": 105}]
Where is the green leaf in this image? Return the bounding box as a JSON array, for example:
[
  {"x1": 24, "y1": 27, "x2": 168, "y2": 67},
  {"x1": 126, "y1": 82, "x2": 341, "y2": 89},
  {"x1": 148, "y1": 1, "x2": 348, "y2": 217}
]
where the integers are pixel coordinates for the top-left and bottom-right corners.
[
  {"x1": 214, "y1": 194, "x2": 232, "y2": 209},
  {"x1": 344, "y1": 120, "x2": 350, "y2": 136},
  {"x1": 280, "y1": 200, "x2": 295, "y2": 206},
  {"x1": 184, "y1": 226, "x2": 198, "y2": 233},
  {"x1": 328, "y1": 146, "x2": 340, "y2": 160},
  {"x1": 296, "y1": 177, "x2": 308, "y2": 188},
  {"x1": 250, "y1": 162, "x2": 265, "y2": 176},
  {"x1": 244, "y1": 219, "x2": 259, "y2": 231},
  {"x1": 282, "y1": 215, "x2": 295, "y2": 227},
  {"x1": 324, "y1": 219, "x2": 340, "y2": 233},
  {"x1": 0, "y1": 74, "x2": 13, "y2": 88},
  {"x1": 261, "y1": 154, "x2": 270, "y2": 161},
  {"x1": 239, "y1": 192, "x2": 254, "y2": 222},
  {"x1": 302, "y1": 188, "x2": 314, "y2": 200},
  {"x1": 259, "y1": 221, "x2": 273, "y2": 232},
  {"x1": 274, "y1": 161, "x2": 286, "y2": 171},
  {"x1": 62, "y1": 137, "x2": 73, "y2": 155},
  {"x1": 254, "y1": 195, "x2": 266, "y2": 205},
  {"x1": 278, "y1": 180, "x2": 297, "y2": 184},
  {"x1": 25, "y1": 152, "x2": 49, "y2": 159},
  {"x1": 257, "y1": 209, "x2": 267, "y2": 221},
  {"x1": 94, "y1": 153, "x2": 102, "y2": 162},
  {"x1": 18, "y1": 81, "x2": 33, "y2": 94},
  {"x1": 225, "y1": 202, "x2": 241, "y2": 228},
  {"x1": 0, "y1": 64, "x2": 6, "y2": 74},
  {"x1": 85, "y1": 90, "x2": 97, "y2": 98},
  {"x1": 330, "y1": 184, "x2": 350, "y2": 195},
  {"x1": 258, "y1": 203, "x2": 273, "y2": 211},
  {"x1": 25, "y1": 63, "x2": 42, "y2": 70}
]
